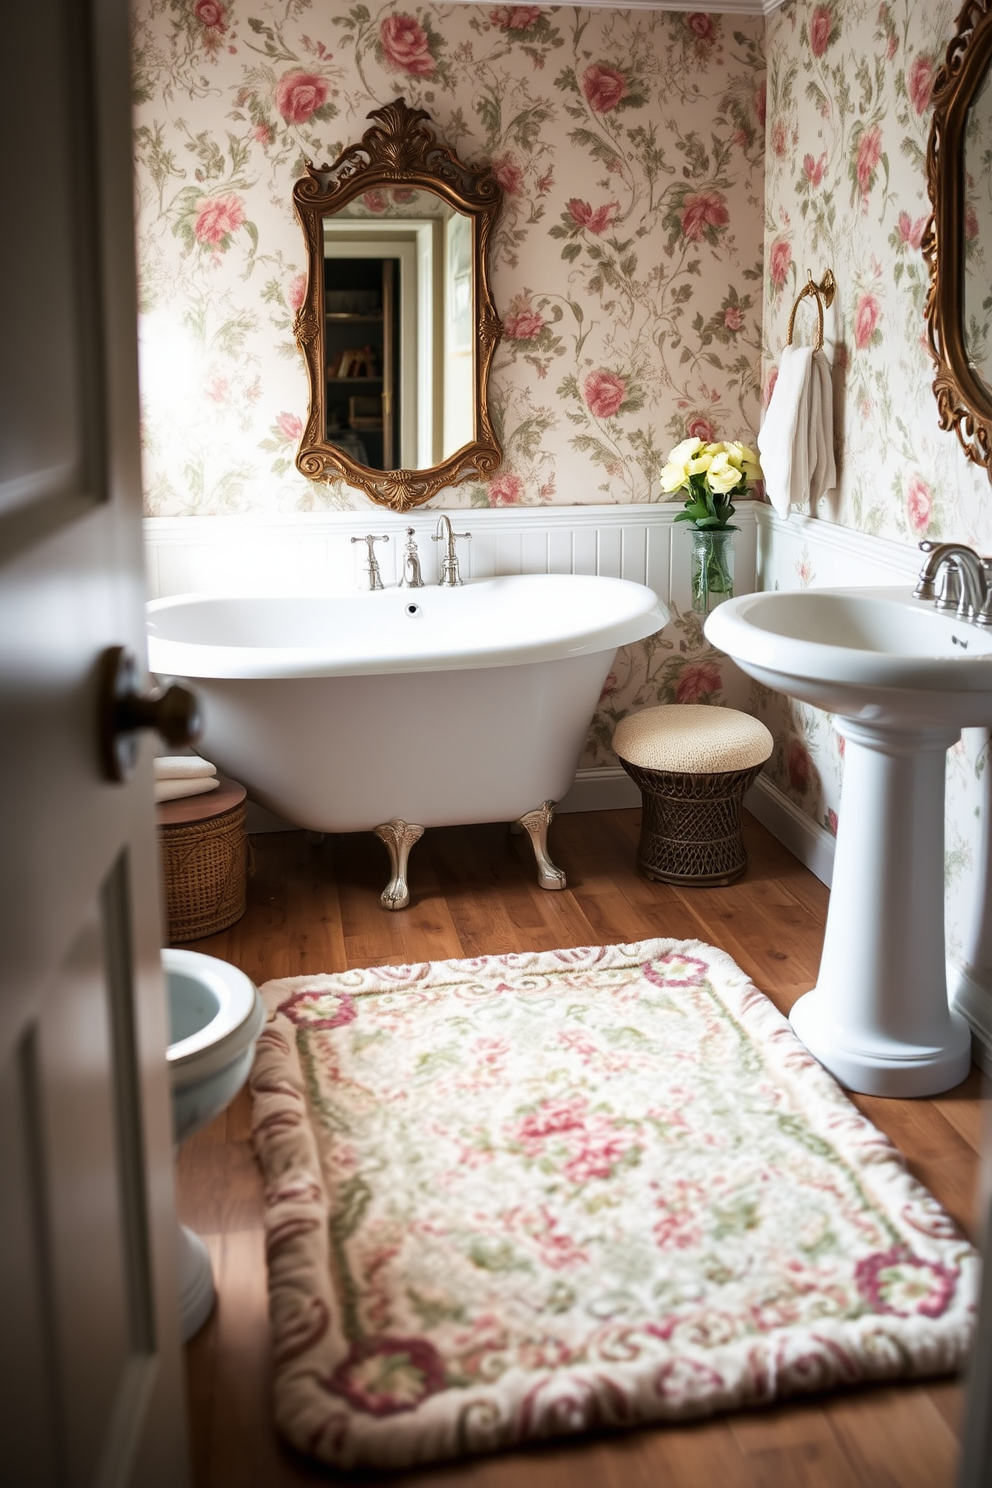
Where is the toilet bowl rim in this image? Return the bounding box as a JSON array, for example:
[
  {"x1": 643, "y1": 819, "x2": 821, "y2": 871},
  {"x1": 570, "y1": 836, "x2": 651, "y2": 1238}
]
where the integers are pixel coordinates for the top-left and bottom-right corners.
[{"x1": 164, "y1": 947, "x2": 261, "y2": 1068}]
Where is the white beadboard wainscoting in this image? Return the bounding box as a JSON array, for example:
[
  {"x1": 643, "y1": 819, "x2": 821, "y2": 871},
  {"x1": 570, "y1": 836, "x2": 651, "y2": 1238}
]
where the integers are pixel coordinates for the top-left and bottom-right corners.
[
  {"x1": 144, "y1": 503, "x2": 758, "y2": 818},
  {"x1": 144, "y1": 502, "x2": 759, "y2": 607}
]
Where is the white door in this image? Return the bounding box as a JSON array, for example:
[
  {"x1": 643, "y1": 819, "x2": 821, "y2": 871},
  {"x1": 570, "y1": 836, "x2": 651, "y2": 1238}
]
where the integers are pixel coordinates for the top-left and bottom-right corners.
[{"x1": 0, "y1": 0, "x2": 190, "y2": 1483}]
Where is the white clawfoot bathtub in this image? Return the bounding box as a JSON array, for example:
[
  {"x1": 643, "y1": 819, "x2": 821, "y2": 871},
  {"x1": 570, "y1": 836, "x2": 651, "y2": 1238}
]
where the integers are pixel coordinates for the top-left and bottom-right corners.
[{"x1": 147, "y1": 575, "x2": 668, "y2": 907}]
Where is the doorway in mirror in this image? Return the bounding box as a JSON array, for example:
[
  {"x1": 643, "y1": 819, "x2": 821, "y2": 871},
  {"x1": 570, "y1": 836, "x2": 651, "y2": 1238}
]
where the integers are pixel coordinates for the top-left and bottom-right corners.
[{"x1": 323, "y1": 257, "x2": 398, "y2": 468}]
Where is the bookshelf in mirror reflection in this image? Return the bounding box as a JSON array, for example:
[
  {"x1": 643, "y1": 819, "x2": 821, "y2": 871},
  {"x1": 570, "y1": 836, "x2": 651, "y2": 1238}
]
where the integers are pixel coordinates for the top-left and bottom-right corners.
[{"x1": 325, "y1": 257, "x2": 398, "y2": 467}]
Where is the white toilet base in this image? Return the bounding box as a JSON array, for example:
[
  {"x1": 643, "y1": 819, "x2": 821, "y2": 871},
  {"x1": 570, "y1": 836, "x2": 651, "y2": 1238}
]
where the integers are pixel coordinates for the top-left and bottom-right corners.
[{"x1": 177, "y1": 1222, "x2": 215, "y2": 1342}]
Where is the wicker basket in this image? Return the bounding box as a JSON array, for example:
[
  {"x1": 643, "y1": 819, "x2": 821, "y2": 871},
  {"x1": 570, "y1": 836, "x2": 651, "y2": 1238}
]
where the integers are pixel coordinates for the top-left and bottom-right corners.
[
  {"x1": 157, "y1": 782, "x2": 248, "y2": 943},
  {"x1": 619, "y1": 758, "x2": 765, "y2": 887}
]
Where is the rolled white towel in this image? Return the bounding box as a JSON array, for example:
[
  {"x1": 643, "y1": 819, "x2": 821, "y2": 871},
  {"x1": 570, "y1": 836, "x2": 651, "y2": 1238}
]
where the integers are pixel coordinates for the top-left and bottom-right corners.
[
  {"x1": 154, "y1": 756, "x2": 217, "y2": 781},
  {"x1": 154, "y1": 776, "x2": 221, "y2": 804}
]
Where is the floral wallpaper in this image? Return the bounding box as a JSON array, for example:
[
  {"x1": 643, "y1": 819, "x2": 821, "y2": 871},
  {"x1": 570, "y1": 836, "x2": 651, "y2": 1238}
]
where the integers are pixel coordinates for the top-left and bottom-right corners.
[
  {"x1": 131, "y1": 0, "x2": 766, "y2": 518},
  {"x1": 132, "y1": 1, "x2": 767, "y2": 772},
  {"x1": 758, "y1": 0, "x2": 992, "y2": 960}
]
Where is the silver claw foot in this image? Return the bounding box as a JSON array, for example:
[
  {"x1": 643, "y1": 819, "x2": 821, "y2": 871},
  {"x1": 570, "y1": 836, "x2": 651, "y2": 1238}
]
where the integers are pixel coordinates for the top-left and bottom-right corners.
[
  {"x1": 516, "y1": 800, "x2": 566, "y2": 891},
  {"x1": 373, "y1": 819, "x2": 425, "y2": 910}
]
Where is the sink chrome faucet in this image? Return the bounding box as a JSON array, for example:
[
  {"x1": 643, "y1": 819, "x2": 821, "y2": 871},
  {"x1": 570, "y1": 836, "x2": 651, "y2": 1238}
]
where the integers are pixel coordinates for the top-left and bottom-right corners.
[
  {"x1": 913, "y1": 540, "x2": 992, "y2": 625},
  {"x1": 432, "y1": 514, "x2": 471, "y2": 587},
  {"x1": 398, "y1": 527, "x2": 424, "y2": 588},
  {"x1": 351, "y1": 533, "x2": 389, "y2": 591}
]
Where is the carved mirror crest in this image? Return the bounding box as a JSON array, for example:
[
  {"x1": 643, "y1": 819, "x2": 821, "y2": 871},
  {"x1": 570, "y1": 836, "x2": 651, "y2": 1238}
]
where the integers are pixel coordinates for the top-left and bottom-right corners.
[
  {"x1": 293, "y1": 99, "x2": 503, "y2": 511},
  {"x1": 924, "y1": 0, "x2": 992, "y2": 478}
]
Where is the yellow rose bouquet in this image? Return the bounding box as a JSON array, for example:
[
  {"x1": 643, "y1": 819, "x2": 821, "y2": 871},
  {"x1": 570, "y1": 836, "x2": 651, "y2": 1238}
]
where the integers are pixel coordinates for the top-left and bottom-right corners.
[
  {"x1": 659, "y1": 437, "x2": 762, "y2": 530},
  {"x1": 659, "y1": 437, "x2": 762, "y2": 613}
]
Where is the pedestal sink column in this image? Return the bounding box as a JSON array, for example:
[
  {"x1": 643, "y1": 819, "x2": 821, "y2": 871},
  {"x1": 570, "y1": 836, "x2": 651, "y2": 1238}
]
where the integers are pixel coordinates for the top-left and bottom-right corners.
[{"x1": 789, "y1": 718, "x2": 972, "y2": 1097}]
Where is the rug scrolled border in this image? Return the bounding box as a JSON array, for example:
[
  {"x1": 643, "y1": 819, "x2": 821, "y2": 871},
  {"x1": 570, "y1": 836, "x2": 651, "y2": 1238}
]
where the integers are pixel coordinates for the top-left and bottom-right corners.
[{"x1": 248, "y1": 939, "x2": 978, "y2": 1470}]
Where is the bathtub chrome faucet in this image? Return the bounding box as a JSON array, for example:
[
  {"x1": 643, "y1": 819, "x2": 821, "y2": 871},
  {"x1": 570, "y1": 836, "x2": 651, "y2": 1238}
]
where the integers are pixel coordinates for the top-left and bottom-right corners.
[
  {"x1": 352, "y1": 533, "x2": 389, "y2": 590},
  {"x1": 398, "y1": 527, "x2": 425, "y2": 588},
  {"x1": 913, "y1": 540, "x2": 992, "y2": 625},
  {"x1": 433, "y1": 514, "x2": 471, "y2": 586}
]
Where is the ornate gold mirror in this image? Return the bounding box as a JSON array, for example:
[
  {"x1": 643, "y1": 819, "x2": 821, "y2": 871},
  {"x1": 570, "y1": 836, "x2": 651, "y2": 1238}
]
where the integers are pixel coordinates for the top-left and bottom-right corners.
[
  {"x1": 924, "y1": 0, "x2": 992, "y2": 477},
  {"x1": 293, "y1": 99, "x2": 503, "y2": 511}
]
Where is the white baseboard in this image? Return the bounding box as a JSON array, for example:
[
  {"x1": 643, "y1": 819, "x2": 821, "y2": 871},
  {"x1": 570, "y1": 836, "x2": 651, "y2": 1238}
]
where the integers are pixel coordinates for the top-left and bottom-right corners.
[
  {"x1": 247, "y1": 768, "x2": 843, "y2": 850},
  {"x1": 558, "y1": 766, "x2": 640, "y2": 814},
  {"x1": 245, "y1": 801, "x2": 298, "y2": 834},
  {"x1": 948, "y1": 962, "x2": 992, "y2": 1076},
  {"x1": 744, "y1": 774, "x2": 836, "y2": 887}
]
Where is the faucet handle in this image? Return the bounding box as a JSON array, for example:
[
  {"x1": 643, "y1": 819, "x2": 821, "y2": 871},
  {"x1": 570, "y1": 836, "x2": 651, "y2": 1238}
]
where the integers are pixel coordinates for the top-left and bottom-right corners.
[
  {"x1": 352, "y1": 533, "x2": 389, "y2": 559},
  {"x1": 977, "y1": 559, "x2": 992, "y2": 626},
  {"x1": 431, "y1": 525, "x2": 472, "y2": 542},
  {"x1": 913, "y1": 539, "x2": 939, "y2": 599},
  {"x1": 351, "y1": 533, "x2": 389, "y2": 591}
]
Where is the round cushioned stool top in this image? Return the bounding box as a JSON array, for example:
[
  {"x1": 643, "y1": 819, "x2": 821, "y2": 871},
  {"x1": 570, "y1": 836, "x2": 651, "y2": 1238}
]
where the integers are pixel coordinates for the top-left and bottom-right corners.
[{"x1": 613, "y1": 704, "x2": 773, "y2": 774}]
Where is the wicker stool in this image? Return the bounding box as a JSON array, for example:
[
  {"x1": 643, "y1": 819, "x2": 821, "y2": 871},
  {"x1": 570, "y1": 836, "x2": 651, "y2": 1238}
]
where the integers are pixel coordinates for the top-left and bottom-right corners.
[
  {"x1": 613, "y1": 705, "x2": 773, "y2": 886},
  {"x1": 156, "y1": 777, "x2": 248, "y2": 943}
]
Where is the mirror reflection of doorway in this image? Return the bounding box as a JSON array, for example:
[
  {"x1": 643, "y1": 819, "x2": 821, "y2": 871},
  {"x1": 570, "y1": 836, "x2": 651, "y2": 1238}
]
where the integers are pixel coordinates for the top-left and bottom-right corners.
[
  {"x1": 323, "y1": 256, "x2": 400, "y2": 468},
  {"x1": 324, "y1": 226, "x2": 426, "y2": 471},
  {"x1": 323, "y1": 202, "x2": 476, "y2": 473}
]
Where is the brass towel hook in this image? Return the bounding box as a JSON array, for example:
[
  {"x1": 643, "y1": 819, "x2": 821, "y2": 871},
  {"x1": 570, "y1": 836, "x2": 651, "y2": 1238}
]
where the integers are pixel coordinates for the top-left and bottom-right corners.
[{"x1": 786, "y1": 268, "x2": 836, "y2": 352}]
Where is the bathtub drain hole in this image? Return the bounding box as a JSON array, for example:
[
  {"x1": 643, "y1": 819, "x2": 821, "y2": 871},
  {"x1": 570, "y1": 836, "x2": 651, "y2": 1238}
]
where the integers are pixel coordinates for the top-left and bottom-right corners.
[{"x1": 405, "y1": 603, "x2": 421, "y2": 617}]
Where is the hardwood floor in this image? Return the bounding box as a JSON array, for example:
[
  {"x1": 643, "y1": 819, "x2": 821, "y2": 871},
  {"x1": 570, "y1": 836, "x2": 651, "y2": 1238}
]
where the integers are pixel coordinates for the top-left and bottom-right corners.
[{"x1": 177, "y1": 809, "x2": 987, "y2": 1487}]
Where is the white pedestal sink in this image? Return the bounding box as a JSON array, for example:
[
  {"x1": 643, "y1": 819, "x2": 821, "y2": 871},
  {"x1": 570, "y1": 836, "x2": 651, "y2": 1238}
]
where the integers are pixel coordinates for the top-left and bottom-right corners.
[{"x1": 705, "y1": 586, "x2": 991, "y2": 1097}]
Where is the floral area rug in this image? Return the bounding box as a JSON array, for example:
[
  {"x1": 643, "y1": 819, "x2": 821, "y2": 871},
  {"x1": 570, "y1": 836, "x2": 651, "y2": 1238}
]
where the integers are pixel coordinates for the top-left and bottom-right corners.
[{"x1": 248, "y1": 940, "x2": 978, "y2": 1470}]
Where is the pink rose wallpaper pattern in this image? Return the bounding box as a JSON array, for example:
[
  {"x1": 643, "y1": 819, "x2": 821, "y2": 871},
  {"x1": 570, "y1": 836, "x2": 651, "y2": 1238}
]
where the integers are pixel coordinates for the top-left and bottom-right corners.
[
  {"x1": 131, "y1": 2, "x2": 765, "y2": 517},
  {"x1": 757, "y1": 0, "x2": 992, "y2": 957}
]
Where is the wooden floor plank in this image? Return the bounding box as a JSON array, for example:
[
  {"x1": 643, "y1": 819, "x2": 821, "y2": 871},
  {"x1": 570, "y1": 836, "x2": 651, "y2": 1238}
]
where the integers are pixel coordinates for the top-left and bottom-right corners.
[
  {"x1": 927, "y1": 1376, "x2": 967, "y2": 1438},
  {"x1": 932, "y1": 1065, "x2": 990, "y2": 1156},
  {"x1": 175, "y1": 811, "x2": 977, "y2": 1488},
  {"x1": 825, "y1": 1387, "x2": 960, "y2": 1488},
  {"x1": 176, "y1": 1116, "x2": 261, "y2": 1235}
]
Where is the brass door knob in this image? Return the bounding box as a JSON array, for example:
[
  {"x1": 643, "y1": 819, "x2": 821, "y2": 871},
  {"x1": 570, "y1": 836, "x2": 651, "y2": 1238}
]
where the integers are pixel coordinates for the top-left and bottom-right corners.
[{"x1": 99, "y1": 645, "x2": 202, "y2": 783}]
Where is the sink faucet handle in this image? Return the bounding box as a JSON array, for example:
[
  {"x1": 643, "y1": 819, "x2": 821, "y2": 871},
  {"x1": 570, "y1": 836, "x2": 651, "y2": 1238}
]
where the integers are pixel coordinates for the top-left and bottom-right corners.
[
  {"x1": 351, "y1": 533, "x2": 389, "y2": 590},
  {"x1": 913, "y1": 540, "x2": 940, "y2": 599},
  {"x1": 977, "y1": 559, "x2": 992, "y2": 626}
]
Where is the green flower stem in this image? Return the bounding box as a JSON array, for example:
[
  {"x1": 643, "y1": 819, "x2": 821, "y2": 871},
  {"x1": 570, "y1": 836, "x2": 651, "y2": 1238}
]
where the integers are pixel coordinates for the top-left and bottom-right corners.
[{"x1": 690, "y1": 528, "x2": 735, "y2": 614}]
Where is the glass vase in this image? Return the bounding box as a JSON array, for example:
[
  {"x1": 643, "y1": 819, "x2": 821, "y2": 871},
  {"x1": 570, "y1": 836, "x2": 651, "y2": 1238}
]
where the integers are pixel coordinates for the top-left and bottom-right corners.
[{"x1": 690, "y1": 528, "x2": 735, "y2": 615}]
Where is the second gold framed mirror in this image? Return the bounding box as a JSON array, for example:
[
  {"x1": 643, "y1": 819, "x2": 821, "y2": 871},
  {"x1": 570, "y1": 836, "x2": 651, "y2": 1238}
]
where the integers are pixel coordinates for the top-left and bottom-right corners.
[
  {"x1": 923, "y1": 0, "x2": 992, "y2": 479},
  {"x1": 293, "y1": 99, "x2": 504, "y2": 511}
]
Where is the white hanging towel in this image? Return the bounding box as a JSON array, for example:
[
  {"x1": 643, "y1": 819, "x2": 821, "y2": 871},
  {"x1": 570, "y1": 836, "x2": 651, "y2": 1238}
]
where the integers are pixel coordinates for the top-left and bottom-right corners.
[
  {"x1": 757, "y1": 345, "x2": 813, "y2": 518},
  {"x1": 154, "y1": 755, "x2": 217, "y2": 781},
  {"x1": 758, "y1": 344, "x2": 836, "y2": 517},
  {"x1": 807, "y1": 348, "x2": 836, "y2": 507},
  {"x1": 154, "y1": 776, "x2": 221, "y2": 804}
]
